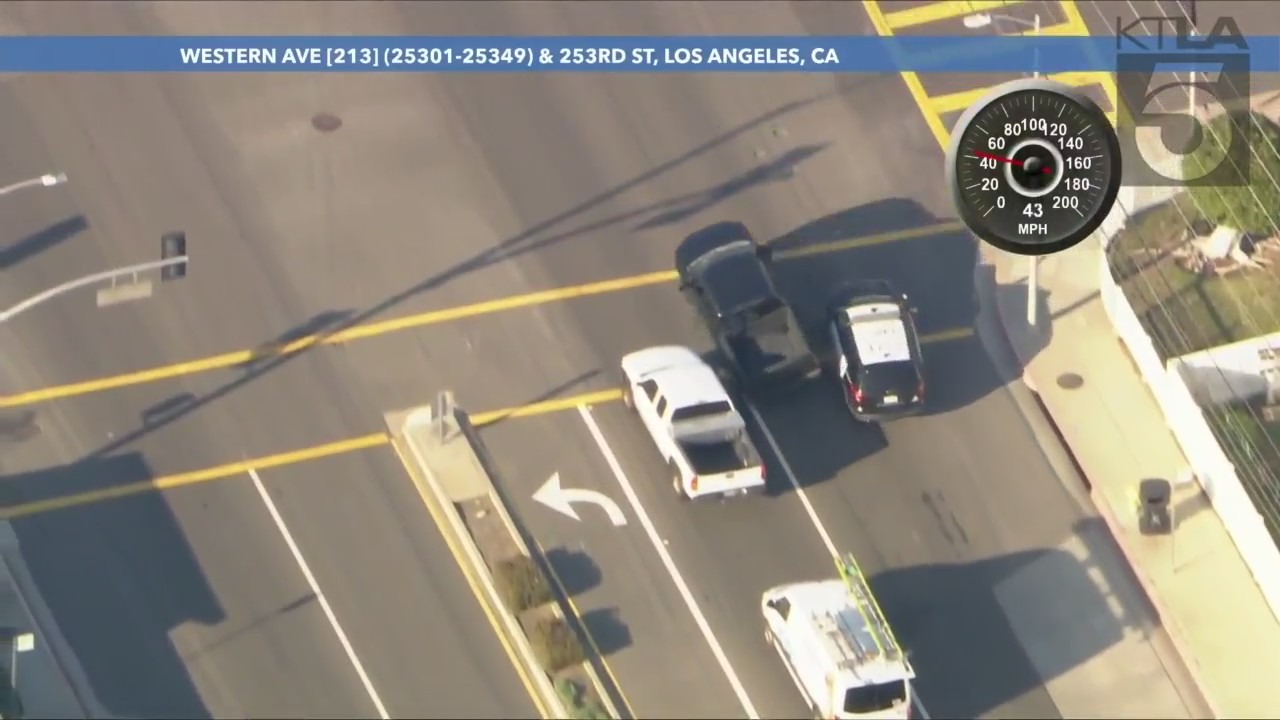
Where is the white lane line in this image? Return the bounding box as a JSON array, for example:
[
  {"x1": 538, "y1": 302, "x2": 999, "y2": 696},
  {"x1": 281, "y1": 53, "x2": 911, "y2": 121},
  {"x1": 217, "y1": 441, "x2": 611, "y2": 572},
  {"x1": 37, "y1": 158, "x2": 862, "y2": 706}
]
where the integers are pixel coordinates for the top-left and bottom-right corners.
[
  {"x1": 248, "y1": 468, "x2": 392, "y2": 720},
  {"x1": 743, "y1": 402, "x2": 932, "y2": 720},
  {"x1": 577, "y1": 404, "x2": 761, "y2": 720}
]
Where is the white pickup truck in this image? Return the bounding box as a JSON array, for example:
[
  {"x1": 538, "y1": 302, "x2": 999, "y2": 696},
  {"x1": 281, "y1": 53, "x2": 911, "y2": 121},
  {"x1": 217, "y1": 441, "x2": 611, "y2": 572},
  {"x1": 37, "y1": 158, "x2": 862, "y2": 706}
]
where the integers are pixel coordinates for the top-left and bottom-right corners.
[{"x1": 621, "y1": 345, "x2": 766, "y2": 500}]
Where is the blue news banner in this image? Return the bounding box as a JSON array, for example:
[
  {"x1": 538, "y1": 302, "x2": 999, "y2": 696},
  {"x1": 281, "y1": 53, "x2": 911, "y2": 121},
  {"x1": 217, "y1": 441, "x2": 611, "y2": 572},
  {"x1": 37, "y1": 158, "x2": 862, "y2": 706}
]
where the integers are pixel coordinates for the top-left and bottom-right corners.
[{"x1": 0, "y1": 35, "x2": 1275, "y2": 73}]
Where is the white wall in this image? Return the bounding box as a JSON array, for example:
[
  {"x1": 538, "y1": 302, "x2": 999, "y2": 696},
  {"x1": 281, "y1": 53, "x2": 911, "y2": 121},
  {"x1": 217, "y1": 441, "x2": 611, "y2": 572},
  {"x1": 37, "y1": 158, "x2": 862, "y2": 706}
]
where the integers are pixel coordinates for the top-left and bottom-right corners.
[
  {"x1": 1098, "y1": 187, "x2": 1280, "y2": 623},
  {"x1": 1170, "y1": 332, "x2": 1280, "y2": 406}
]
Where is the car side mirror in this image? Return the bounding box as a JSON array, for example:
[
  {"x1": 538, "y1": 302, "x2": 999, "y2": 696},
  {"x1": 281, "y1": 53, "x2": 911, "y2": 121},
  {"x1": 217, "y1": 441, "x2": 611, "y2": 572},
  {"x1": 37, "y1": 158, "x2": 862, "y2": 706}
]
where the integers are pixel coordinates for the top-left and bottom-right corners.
[{"x1": 756, "y1": 244, "x2": 773, "y2": 262}]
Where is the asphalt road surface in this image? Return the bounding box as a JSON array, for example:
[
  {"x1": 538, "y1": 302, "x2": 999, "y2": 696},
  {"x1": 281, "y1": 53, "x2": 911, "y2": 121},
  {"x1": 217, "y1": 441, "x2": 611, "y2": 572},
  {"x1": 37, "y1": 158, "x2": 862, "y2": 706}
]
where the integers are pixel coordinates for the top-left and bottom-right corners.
[
  {"x1": 0, "y1": 1, "x2": 548, "y2": 717},
  {"x1": 0, "y1": 1, "x2": 1204, "y2": 718}
]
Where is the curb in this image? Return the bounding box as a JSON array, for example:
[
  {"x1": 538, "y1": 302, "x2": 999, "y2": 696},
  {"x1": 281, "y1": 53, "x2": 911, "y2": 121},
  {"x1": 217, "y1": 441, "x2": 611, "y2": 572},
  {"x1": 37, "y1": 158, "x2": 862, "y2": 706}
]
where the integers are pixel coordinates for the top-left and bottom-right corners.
[
  {"x1": 979, "y1": 262, "x2": 1221, "y2": 718},
  {"x1": 458, "y1": 411, "x2": 630, "y2": 720},
  {"x1": 1020, "y1": 385, "x2": 1221, "y2": 720},
  {"x1": 389, "y1": 430, "x2": 568, "y2": 719}
]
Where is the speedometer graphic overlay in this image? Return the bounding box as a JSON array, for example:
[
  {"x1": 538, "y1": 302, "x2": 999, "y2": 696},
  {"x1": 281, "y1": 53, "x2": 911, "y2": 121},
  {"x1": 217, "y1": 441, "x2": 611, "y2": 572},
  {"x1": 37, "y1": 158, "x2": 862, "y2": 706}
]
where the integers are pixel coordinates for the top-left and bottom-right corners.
[{"x1": 946, "y1": 78, "x2": 1122, "y2": 256}]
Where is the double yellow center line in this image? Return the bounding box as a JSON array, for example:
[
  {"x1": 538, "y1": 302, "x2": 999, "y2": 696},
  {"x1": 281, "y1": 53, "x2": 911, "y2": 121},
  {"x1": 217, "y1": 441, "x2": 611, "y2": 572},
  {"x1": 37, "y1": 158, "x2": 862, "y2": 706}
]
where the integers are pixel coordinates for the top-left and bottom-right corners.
[{"x1": 0, "y1": 221, "x2": 964, "y2": 409}]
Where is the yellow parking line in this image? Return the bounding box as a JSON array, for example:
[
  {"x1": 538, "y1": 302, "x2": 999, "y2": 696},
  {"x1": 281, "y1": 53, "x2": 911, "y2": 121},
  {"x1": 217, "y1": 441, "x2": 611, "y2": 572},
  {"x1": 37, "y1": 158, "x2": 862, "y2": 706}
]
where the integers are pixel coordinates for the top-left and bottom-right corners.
[
  {"x1": 863, "y1": 1, "x2": 951, "y2": 149},
  {"x1": 1027, "y1": 21, "x2": 1081, "y2": 36},
  {"x1": 870, "y1": 0, "x2": 1123, "y2": 152},
  {"x1": 883, "y1": 0, "x2": 1025, "y2": 30},
  {"x1": 927, "y1": 72, "x2": 1110, "y2": 115},
  {"x1": 0, "y1": 328, "x2": 973, "y2": 521},
  {"x1": 1, "y1": 221, "x2": 962, "y2": 409},
  {"x1": 1059, "y1": 2, "x2": 1123, "y2": 116}
]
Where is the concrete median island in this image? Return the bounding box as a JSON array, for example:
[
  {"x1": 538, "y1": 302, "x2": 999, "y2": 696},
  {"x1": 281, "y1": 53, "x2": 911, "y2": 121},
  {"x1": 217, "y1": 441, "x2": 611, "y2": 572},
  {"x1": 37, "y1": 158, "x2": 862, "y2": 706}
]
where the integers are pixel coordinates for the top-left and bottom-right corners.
[{"x1": 386, "y1": 403, "x2": 619, "y2": 720}]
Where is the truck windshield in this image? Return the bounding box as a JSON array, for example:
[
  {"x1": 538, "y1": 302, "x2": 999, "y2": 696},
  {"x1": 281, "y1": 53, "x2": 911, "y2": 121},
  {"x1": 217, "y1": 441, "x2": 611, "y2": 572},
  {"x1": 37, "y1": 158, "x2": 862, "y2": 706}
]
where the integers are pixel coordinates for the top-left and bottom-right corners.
[
  {"x1": 671, "y1": 401, "x2": 733, "y2": 422},
  {"x1": 843, "y1": 680, "x2": 906, "y2": 715}
]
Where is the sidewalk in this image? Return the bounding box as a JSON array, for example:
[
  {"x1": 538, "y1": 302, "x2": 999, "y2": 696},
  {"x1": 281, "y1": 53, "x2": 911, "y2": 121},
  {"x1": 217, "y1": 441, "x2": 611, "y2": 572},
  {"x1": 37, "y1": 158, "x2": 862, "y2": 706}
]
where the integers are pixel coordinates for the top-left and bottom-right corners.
[
  {"x1": 986, "y1": 239, "x2": 1280, "y2": 718},
  {"x1": 0, "y1": 524, "x2": 97, "y2": 719}
]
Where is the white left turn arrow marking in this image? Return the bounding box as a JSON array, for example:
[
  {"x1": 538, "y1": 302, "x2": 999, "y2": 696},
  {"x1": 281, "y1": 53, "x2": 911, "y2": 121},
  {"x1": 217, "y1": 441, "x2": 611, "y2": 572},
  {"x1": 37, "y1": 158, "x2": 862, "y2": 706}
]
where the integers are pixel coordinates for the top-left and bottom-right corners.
[{"x1": 533, "y1": 472, "x2": 627, "y2": 526}]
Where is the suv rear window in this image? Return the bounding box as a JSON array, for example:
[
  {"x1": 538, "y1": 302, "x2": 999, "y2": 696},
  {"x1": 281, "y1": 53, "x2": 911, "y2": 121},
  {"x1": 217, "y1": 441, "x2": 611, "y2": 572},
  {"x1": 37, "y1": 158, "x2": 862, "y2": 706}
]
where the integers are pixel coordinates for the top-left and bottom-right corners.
[
  {"x1": 671, "y1": 401, "x2": 733, "y2": 422},
  {"x1": 843, "y1": 680, "x2": 906, "y2": 714},
  {"x1": 859, "y1": 360, "x2": 919, "y2": 397}
]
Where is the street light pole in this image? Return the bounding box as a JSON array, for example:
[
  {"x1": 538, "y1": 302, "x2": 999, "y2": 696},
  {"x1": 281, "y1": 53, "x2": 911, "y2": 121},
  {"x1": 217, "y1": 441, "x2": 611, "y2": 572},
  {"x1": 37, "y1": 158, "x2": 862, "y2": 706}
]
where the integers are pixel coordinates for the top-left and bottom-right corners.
[
  {"x1": 1187, "y1": 28, "x2": 1197, "y2": 117},
  {"x1": 0, "y1": 256, "x2": 189, "y2": 325},
  {"x1": 0, "y1": 174, "x2": 66, "y2": 198},
  {"x1": 1028, "y1": 13, "x2": 1042, "y2": 327},
  {"x1": 963, "y1": 11, "x2": 1043, "y2": 327}
]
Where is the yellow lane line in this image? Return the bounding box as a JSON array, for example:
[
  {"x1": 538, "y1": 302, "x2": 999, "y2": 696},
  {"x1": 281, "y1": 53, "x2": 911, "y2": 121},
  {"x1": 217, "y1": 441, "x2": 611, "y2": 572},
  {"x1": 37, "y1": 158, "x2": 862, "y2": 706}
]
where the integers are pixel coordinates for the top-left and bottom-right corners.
[
  {"x1": 777, "y1": 221, "x2": 964, "y2": 259},
  {"x1": 0, "y1": 221, "x2": 963, "y2": 409},
  {"x1": 0, "y1": 327, "x2": 974, "y2": 520},
  {"x1": 0, "y1": 273, "x2": 674, "y2": 409},
  {"x1": 0, "y1": 390, "x2": 612, "y2": 521},
  {"x1": 390, "y1": 437, "x2": 552, "y2": 719},
  {"x1": 882, "y1": 1, "x2": 1025, "y2": 30},
  {"x1": 1, "y1": 432, "x2": 391, "y2": 520},
  {"x1": 927, "y1": 72, "x2": 1109, "y2": 115}
]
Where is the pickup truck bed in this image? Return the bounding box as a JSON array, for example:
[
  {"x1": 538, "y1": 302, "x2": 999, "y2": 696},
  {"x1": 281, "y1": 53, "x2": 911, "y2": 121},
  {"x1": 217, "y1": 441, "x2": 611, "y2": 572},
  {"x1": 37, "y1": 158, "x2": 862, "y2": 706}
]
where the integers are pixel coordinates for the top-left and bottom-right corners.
[
  {"x1": 726, "y1": 311, "x2": 819, "y2": 388},
  {"x1": 678, "y1": 430, "x2": 760, "y2": 477}
]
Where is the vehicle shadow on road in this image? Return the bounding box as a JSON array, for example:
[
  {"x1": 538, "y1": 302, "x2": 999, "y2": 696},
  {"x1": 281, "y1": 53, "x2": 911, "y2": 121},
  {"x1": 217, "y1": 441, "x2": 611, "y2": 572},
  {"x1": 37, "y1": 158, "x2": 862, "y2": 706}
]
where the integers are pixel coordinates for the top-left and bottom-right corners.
[
  {"x1": 0, "y1": 215, "x2": 88, "y2": 271},
  {"x1": 751, "y1": 381, "x2": 888, "y2": 495},
  {"x1": 540, "y1": 546, "x2": 633, "y2": 656},
  {"x1": 767, "y1": 198, "x2": 979, "y2": 356},
  {"x1": 873, "y1": 520, "x2": 1154, "y2": 719},
  {"x1": 0, "y1": 453, "x2": 217, "y2": 719}
]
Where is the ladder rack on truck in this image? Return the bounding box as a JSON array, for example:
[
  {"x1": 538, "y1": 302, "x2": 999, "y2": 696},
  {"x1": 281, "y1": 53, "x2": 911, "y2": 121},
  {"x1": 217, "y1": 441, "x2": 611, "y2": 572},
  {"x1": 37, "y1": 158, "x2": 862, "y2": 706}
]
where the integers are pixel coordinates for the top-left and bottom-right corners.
[{"x1": 828, "y1": 553, "x2": 905, "y2": 668}]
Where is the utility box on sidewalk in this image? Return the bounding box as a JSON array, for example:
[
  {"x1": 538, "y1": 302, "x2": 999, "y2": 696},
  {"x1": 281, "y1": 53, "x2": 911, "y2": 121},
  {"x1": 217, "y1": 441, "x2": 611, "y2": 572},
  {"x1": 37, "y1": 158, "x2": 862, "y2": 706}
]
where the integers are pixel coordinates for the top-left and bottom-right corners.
[{"x1": 1137, "y1": 478, "x2": 1173, "y2": 536}]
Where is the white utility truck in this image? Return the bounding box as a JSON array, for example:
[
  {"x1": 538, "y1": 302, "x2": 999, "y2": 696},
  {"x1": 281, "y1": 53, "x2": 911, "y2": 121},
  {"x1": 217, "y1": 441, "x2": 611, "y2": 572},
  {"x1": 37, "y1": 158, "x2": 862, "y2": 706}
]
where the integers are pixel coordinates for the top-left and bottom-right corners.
[
  {"x1": 621, "y1": 345, "x2": 766, "y2": 500},
  {"x1": 762, "y1": 554, "x2": 916, "y2": 719}
]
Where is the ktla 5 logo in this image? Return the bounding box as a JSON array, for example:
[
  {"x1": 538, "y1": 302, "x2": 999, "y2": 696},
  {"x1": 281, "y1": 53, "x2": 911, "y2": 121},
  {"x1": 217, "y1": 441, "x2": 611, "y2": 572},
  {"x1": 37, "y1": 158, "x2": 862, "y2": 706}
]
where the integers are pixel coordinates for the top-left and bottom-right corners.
[{"x1": 1116, "y1": 22, "x2": 1250, "y2": 187}]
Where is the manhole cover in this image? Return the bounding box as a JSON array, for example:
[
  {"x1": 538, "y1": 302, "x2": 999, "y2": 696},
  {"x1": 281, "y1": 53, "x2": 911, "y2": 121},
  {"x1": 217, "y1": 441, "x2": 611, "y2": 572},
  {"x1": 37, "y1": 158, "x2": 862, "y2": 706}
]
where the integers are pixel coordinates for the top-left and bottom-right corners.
[
  {"x1": 0, "y1": 411, "x2": 40, "y2": 443},
  {"x1": 1057, "y1": 372, "x2": 1085, "y2": 390},
  {"x1": 311, "y1": 112, "x2": 343, "y2": 132}
]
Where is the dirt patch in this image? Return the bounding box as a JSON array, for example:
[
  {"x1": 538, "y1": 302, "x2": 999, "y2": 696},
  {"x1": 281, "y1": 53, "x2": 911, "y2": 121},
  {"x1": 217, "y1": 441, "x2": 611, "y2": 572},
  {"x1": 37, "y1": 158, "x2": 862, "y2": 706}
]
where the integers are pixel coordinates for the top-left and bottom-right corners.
[{"x1": 1108, "y1": 194, "x2": 1280, "y2": 358}]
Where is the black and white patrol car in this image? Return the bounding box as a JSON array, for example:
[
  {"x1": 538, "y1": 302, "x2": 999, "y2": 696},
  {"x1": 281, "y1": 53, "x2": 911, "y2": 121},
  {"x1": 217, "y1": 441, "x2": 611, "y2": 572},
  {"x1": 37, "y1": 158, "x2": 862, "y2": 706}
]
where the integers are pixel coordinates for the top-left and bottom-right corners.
[{"x1": 827, "y1": 280, "x2": 925, "y2": 423}]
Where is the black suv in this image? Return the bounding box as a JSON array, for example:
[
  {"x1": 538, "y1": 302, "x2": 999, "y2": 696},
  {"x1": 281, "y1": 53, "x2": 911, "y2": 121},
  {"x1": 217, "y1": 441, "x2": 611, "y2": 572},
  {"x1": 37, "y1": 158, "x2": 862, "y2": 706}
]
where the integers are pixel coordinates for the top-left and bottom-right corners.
[
  {"x1": 827, "y1": 280, "x2": 925, "y2": 423},
  {"x1": 676, "y1": 221, "x2": 820, "y2": 393}
]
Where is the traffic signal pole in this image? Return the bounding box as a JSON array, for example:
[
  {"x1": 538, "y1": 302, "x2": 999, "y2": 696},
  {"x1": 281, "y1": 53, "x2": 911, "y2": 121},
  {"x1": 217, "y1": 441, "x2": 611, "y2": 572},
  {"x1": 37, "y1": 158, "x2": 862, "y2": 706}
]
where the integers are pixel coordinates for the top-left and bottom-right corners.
[{"x1": 0, "y1": 233, "x2": 189, "y2": 325}]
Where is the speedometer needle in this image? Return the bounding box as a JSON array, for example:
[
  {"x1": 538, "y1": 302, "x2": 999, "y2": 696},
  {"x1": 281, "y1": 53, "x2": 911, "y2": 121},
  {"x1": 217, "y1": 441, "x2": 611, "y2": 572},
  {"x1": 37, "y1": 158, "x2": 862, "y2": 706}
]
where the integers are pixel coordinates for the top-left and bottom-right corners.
[{"x1": 975, "y1": 150, "x2": 1050, "y2": 173}]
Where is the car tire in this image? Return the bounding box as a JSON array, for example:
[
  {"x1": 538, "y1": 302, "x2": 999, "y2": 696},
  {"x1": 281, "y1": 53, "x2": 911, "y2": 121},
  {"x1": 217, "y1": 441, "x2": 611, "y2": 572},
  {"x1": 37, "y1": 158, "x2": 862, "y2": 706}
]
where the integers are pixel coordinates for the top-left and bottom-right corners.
[
  {"x1": 669, "y1": 462, "x2": 687, "y2": 499},
  {"x1": 622, "y1": 385, "x2": 633, "y2": 409}
]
